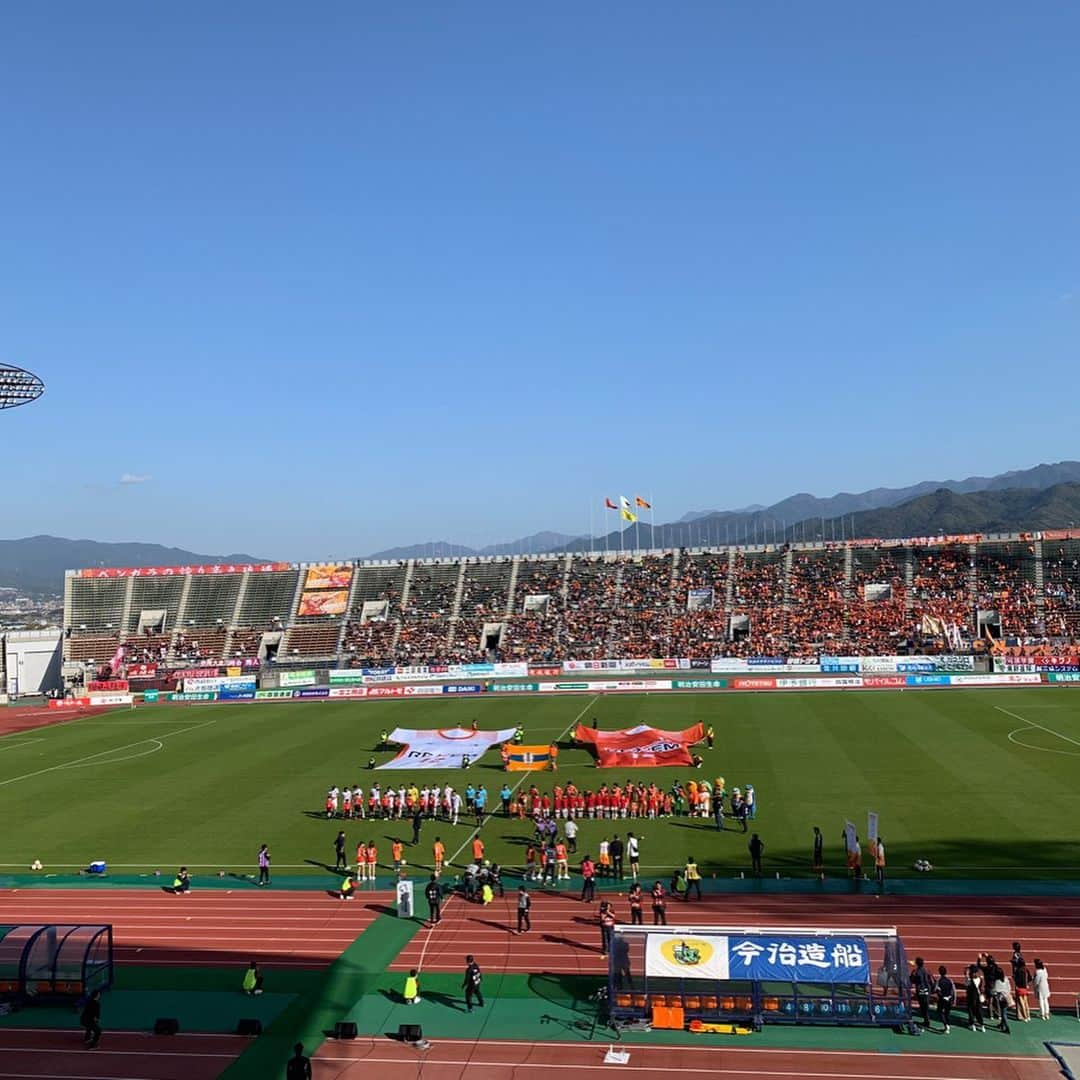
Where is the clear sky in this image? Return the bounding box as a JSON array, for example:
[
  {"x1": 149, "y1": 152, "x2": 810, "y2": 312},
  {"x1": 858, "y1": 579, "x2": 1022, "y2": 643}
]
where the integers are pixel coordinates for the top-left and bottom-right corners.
[{"x1": 1, "y1": 3, "x2": 1077, "y2": 559}]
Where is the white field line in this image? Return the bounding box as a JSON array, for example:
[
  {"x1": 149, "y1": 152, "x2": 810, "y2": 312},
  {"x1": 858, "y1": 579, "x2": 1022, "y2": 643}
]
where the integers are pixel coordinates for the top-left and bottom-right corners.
[
  {"x1": 996, "y1": 704, "x2": 1080, "y2": 750},
  {"x1": 447, "y1": 695, "x2": 599, "y2": 868},
  {"x1": 0, "y1": 739, "x2": 44, "y2": 753},
  {"x1": 0, "y1": 720, "x2": 216, "y2": 788}
]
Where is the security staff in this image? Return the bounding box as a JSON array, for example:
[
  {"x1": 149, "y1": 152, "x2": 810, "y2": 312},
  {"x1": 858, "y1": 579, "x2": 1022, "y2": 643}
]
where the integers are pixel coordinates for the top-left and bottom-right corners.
[{"x1": 424, "y1": 875, "x2": 442, "y2": 925}]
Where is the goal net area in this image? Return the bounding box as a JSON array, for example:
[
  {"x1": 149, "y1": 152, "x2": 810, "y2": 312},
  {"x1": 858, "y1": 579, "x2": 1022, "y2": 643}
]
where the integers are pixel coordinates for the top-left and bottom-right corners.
[{"x1": 607, "y1": 924, "x2": 911, "y2": 1029}]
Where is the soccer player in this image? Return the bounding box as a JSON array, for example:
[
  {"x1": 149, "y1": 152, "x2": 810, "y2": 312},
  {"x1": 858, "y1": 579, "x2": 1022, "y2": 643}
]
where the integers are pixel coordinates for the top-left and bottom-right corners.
[
  {"x1": 392, "y1": 839, "x2": 404, "y2": 871},
  {"x1": 432, "y1": 836, "x2": 445, "y2": 876},
  {"x1": 471, "y1": 836, "x2": 485, "y2": 865}
]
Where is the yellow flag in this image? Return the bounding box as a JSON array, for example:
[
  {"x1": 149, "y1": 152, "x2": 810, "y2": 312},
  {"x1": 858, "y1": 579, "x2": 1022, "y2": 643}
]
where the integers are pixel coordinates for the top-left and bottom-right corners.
[{"x1": 619, "y1": 496, "x2": 638, "y2": 523}]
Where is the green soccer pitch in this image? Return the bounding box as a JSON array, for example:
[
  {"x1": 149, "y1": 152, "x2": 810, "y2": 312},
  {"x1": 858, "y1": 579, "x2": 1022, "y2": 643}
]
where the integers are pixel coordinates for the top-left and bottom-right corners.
[{"x1": 2, "y1": 687, "x2": 1078, "y2": 881}]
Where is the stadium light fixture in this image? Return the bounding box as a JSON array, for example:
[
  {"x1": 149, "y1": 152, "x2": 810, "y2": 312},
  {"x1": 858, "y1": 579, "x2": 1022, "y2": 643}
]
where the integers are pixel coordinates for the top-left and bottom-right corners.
[{"x1": 0, "y1": 365, "x2": 45, "y2": 410}]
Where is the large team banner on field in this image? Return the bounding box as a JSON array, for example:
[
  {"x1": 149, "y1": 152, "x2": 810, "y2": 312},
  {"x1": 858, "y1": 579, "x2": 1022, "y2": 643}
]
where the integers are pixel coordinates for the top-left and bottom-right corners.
[
  {"x1": 574, "y1": 722, "x2": 704, "y2": 768},
  {"x1": 644, "y1": 933, "x2": 870, "y2": 983},
  {"x1": 379, "y1": 726, "x2": 517, "y2": 770}
]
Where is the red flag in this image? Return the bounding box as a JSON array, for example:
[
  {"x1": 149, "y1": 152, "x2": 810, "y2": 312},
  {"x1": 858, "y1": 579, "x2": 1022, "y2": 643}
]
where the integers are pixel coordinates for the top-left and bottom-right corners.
[{"x1": 604, "y1": 498, "x2": 617, "y2": 510}]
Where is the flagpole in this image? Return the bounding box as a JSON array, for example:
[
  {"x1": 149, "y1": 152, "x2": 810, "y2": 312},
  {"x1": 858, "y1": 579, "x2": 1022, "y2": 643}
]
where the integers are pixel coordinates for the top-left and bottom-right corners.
[{"x1": 590, "y1": 499, "x2": 595, "y2": 556}]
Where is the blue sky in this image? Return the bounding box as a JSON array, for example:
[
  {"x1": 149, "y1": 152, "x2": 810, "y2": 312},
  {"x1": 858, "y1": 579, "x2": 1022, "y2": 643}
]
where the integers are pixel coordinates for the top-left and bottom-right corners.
[{"x1": 1, "y1": 3, "x2": 1077, "y2": 559}]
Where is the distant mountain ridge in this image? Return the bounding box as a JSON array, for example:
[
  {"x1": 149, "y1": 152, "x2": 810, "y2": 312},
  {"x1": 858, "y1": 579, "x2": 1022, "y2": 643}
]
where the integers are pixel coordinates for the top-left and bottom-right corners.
[
  {"x1": 368, "y1": 460, "x2": 1080, "y2": 557},
  {"x1": 4, "y1": 461, "x2": 1079, "y2": 596},
  {"x1": 0, "y1": 536, "x2": 267, "y2": 596}
]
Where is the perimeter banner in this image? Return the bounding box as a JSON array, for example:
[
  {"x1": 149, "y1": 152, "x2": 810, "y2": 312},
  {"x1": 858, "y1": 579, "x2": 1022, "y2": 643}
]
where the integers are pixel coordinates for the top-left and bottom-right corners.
[
  {"x1": 574, "y1": 722, "x2": 704, "y2": 768},
  {"x1": 642, "y1": 932, "x2": 869, "y2": 983},
  {"x1": 378, "y1": 726, "x2": 517, "y2": 769}
]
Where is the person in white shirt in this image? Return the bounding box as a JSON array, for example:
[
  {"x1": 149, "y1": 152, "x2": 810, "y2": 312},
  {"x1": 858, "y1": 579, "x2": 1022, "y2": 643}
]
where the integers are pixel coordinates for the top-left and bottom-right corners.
[
  {"x1": 1032, "y1": 959, "x2": 1051, "y2": 1020},
  {"x1": 451, "y1": 791, "x2": 462, "y2": 826},
  {"x1": 564, "y1": 818, "x2": 578, "y2": 854},
  {"x1": 626, "y1": 833, "x2": 641, "y2": 881},
  {"x1": 397, "y1": 787, "x2": 406, "y2": 819}
]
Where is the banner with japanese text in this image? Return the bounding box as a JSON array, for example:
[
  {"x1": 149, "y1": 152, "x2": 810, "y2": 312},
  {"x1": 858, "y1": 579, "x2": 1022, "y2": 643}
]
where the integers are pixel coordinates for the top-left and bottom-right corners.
[
  {"x1": 642, "y1": 933, "x2": 870, "y2": 983},
  {"x1": 78, "y1": 562, "x2": 290, "y2": 579}
]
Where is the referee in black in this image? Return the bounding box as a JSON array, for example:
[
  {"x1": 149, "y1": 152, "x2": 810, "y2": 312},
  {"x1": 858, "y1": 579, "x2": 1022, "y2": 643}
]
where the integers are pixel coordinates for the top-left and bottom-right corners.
[{"x1": 424, "y1": 875, "x2": 442, "y2": 925}]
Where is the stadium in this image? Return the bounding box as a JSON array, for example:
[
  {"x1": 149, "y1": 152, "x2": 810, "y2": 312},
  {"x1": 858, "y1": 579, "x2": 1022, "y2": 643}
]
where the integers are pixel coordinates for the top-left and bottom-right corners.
[{"x1": 2, "y1": 526, "x2": 1080, "y2": 1078}]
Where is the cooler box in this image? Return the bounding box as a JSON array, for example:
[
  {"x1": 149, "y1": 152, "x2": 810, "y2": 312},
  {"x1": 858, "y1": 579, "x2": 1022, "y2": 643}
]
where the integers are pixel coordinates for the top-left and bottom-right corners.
[{"x1": 88, "y1": 861, "x2": 107, "y2": 875}]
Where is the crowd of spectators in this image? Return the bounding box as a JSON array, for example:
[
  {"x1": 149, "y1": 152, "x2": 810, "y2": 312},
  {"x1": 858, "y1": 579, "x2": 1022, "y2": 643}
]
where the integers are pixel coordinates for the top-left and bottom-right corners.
[
  {"x1": 458, "y1": 563, "x2": 513, "y2": 617},
  {"x1": 88, "y1": 541, "x2": 1078, "y2": 671},
  {"x1": 848, "y1": 548, "x2": 909, "y2": 654},
  {"x1": 607, "y1": 554, "x2": 674, "y2": 657},
  {"x1": 728, "y1": 552, "x2": 787, "y2": 655},
  {"x1": 562, "y1": 558, "x2": 621, "y2": 658},
  {"x1": 974, "y1": 543, "x2": 1040, "y2": 637},
  {"x1": 173, "y1": 628, "x2": 226, "y2": 662},
  {"x1": 911, "y1": 546, "x2": 973, "y2": 630},
  {"x1": 785, "y1": 549, "x2": 846, "y2": 652},
  {"x1": 669, "y1": 552, "x2": 731, "y2": 658},
  {"x1": 343, "y1": 619, "x2": 396, "y2": 667},
  {"x1": 229, "y1": 627, "x2": 265, "y2": 660},
  {"x1": 1043, "y1": 542, "x2": 1080, "y2": 638}
]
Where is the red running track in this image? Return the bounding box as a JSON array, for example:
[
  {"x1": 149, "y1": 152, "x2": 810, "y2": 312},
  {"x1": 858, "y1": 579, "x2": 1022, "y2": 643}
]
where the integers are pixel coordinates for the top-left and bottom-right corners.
[
  {"x1": 0, "y1": 1029, "x2": 247, "y2": 1079},
  {"x1": 0, "y1": 705, "x2": 112, "y2": 738},
  {"x1": 0, "y1": 888, "x2": 392, "y2": 968},
  {"x1": 312, "y1": 1036, "x2": 1060, "y2": 1079},
  {"x1": 393, "y1": 891, "x2": 1080, "y2": 997}
]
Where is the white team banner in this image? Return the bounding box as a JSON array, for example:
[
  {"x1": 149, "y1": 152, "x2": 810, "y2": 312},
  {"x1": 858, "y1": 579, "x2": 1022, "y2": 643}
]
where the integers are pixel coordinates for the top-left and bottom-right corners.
[
  {"x1": 645, "y1": 933, "x2": 731, "y2": 980},
  {"x1": 378, "y1": 726, "x2": 517, "y2": 770}
]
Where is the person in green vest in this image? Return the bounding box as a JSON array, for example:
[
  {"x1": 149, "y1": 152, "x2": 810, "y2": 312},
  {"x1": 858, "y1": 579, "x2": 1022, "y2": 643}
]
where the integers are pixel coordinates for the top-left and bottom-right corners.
[
  {"x1": 705, "y1": 724, "x2": 715, "y2": 749},
  {"x1": 403, "y1": 968, "x2": 421, "y2": 1005},
  {"x1": 339, "y1": 874, "x2": 356, "y2": 901},
  {"x1": 242, "y1": 960, "x2": 263, "y2": 996}
]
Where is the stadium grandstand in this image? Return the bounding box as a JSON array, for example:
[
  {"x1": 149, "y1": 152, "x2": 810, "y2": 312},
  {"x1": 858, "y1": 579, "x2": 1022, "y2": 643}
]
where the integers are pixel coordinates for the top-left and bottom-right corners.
[{"x1": 61, "y1": 529, "x2": 1080, "y2": 683}]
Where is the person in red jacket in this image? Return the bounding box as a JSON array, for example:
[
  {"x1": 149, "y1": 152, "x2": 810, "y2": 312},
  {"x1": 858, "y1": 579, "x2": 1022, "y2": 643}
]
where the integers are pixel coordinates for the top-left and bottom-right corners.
[{"x1": 580, "y1": 855, "x2": 597, "y2": 902}]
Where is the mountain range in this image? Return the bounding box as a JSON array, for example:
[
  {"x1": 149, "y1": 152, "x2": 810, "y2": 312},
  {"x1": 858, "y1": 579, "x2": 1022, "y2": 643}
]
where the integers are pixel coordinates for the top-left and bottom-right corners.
[
  {"x1": 2, "y1": 461, "x2": 1079, "y2": 595},
  {"x1": 367, "y1": 460, "x2": 1080, "y2": 558}
]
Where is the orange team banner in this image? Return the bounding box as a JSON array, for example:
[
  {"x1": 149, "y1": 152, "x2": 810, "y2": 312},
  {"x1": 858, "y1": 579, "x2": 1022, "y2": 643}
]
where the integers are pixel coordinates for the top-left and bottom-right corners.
[
  {"x1": 305, "y1": 565, "x2": 354, "y2": 590},
  {"x1": 503, "y1": 744, "x2": 557, "y2": 771},
  {"x1": 298, "y1": 589, "x2": 348, "y2": 616},
  {"x1": 574, "y1": 722, "x2": 705, "y2": 768}
]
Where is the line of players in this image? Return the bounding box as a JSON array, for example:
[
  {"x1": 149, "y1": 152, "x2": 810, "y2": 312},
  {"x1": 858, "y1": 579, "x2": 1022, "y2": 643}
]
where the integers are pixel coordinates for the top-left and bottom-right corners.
[
  {"x1": 324, "y1": 783, "x2": 465, "y2": 823},
  {"x1": 324, "y1": 776, "x2": 758, "y2": 824}
]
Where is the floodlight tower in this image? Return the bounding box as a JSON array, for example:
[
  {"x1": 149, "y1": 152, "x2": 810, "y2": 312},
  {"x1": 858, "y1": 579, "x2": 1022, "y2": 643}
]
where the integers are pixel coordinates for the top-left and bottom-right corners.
[{"x1": 0, "y1": 365, "x2": 45, "y2": 409}]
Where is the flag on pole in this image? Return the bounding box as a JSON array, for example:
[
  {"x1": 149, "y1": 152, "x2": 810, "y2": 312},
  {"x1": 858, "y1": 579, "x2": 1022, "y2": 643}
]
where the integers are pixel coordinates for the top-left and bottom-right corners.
[
  {"x1": 605, "y1": 498, "x2": 618, "y2": 510},
  {"x1": 635, "y1": 496, "x2": 651, "y2": 509},
  {"x1": 619, "y1": 495, "x2": 638, "y2": 523}
]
